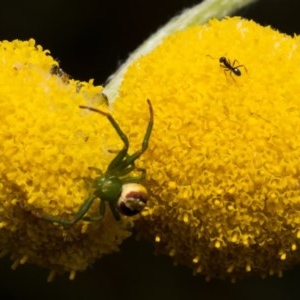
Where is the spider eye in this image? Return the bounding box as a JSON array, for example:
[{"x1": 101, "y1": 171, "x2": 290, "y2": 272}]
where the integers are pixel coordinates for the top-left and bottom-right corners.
[{"x1": 117, "y1": 183, "x2": 148, "y2": 216}]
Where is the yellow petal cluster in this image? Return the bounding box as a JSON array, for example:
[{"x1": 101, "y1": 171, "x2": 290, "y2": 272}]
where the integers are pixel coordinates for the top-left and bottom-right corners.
[
  {"x1": 0, "y1": 39, "x2": 133, "y2": 280},
  {"x1": 112, "y1": 17, "x2": 300, "y2": 280}
]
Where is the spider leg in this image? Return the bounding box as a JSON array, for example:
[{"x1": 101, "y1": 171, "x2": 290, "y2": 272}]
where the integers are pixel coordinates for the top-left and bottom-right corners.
[
  {"x1": 88, "y1": 166, "x2": 103, "y2": 174},
  {"x1": 113, "y1": 157, "x2": 145, "y2": 180},
  {"x1": 109, "y1": 202, "x2": 121, "y2": 220},
  {"x1": 122, "y1": 167, "x2": 146, "y2": 183},
  {"x1": 82, "y1": 198, "x2": 106, "y2": 222},
  {"x1": 115, "y1": 164, "x2": 135, "y2": 177},
  {"x1": 79, "y1": 105, "x2": 129, "y2": 172},
  {"x1": 116, "y1": 99, "x2": 153, "y2": 170},
  {"x1": 42, "y1": 195, "x2": 97, "y2": 226},
  {"x1": 79, "y1": 176, "x2": 93, "y2": 189}
]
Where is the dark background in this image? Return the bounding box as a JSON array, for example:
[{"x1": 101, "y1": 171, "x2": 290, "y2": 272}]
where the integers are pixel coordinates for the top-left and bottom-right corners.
[
  {"x1": 1, "y1": 0, "x2": 300, "y2": 299},
  {"x1": 0, "y1": 0, "x2": 299, "y2": 85}
]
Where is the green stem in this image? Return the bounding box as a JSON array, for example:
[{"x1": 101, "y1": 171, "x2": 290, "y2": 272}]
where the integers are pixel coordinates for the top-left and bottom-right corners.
[{"x1": 103, "y1": 0, "x2": 258, "y2": 103}]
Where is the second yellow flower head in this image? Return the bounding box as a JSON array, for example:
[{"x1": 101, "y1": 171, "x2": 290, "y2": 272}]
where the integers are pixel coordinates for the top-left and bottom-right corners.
[{"x1": 112, "y1": 17, "x2": 300, "y2": 280}]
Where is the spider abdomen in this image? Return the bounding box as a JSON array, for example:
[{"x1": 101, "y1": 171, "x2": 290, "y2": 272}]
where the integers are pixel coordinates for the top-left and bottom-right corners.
[{"x1": 117, "y1": 183, "x2": 148, "y2": 216}]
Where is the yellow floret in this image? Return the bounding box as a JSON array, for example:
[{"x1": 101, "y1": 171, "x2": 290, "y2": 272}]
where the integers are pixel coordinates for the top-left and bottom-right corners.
[
  {"x1": 0, "y1": 39, "x2": 134, "y2": 280},
  {"x1": 112, "y1": 17, "x2": 300, "y2": 280}
]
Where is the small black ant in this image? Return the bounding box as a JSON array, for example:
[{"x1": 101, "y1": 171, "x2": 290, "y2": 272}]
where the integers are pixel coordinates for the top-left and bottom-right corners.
[{"x1": 219, "y1": 56, "x2": 246, "y2": 79}]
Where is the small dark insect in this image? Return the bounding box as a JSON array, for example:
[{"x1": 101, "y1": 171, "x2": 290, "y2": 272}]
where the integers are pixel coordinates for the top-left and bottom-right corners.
[
  {"x1": 219, "y1": 56, "x2": 246, "y2": 79},
  {"x1": 50, "y1": 64, "x2": 70, "y2": 83},
  {"x1": 41, "y1": 99, "x2": 153, "y2": 226}
]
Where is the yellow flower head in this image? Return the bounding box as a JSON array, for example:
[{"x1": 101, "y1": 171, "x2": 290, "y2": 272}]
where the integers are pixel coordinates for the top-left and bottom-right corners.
[
  {"x1": 0, "y1": 39, "x2": 134, "y2": 281},
  {"x1": 112, "y1": 17, "x2": 300, "y2": 280}
]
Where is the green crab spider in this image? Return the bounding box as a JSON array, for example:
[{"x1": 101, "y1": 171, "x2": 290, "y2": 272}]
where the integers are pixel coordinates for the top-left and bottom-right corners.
[{"x1": 43, "y1": 99, "x2": 153, "y2": 226}]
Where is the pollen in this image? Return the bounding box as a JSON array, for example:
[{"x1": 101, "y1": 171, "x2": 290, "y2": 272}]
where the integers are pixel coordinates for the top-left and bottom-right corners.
[
  {"x1": 192, "y1": 256, "x2": 199, "y2": 264},
  {"x1": 112, "y1": 17, "x2": 300, "y2": 280},
  {"x1": 155, "y1": 234, "x2": 161, "y2": 243},
  {"x1": 245, "y1": 263, "x2": 251, "y2": 272},
  {"x1": 279, "y1": 252, "x2": 287, "y2": 261}
]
